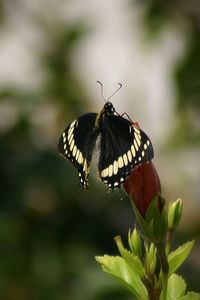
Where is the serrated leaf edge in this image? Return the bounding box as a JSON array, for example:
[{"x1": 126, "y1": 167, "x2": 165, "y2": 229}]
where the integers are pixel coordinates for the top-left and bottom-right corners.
[
  {"x1": 95, "y1": 255, "x2": 148, "y2": 300},
  {"x1": 168, "y1": 241, "x2": 195, "y2": 275}
]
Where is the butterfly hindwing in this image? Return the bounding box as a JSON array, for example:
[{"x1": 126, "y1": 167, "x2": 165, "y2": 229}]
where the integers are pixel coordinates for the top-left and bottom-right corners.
[
  {"x1": 98, "y1": 115, "x2": 154, "y2": 189},
  {"x1": 58, "y1": 113, "x2": 99, "y2": 188}
]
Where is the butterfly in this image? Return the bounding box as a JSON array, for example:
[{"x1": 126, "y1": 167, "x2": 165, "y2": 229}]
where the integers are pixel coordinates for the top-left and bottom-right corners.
[{"x1": 57, "y1": 82, "x2": 154, "y2": 190}]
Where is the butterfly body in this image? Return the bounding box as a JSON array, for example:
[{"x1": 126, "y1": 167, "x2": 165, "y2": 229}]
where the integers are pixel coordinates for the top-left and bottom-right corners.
[{"x1": 58, "y1": 101, "x2": 154, "y2": 190}]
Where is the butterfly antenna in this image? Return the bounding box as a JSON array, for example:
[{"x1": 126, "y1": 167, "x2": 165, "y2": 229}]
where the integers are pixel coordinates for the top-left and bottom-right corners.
[
  {"x1": 97, "y1": 80, "x2": 106, "y2": 103},
  {"x1": 107, "y1": 83, "x2": 122, "y2": 102}
]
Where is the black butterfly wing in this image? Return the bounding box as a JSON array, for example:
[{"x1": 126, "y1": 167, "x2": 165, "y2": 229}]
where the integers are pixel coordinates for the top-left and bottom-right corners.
[
  {"x1": 98, "y1": 115, "x2": 154, "y2": 189},
  {"x1": 58, "y1": 113, "x2": 99, "y2": 188}
]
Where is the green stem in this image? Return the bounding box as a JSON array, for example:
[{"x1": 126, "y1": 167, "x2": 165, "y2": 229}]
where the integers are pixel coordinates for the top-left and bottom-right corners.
[
  {"x1": 162, "y1": 272, "x2": 168, "y2": 300},
  {"x1": 143, "y1": 277, "x2": 161, "y2": 300},
  {"x1": 156, "y1": 243, "x2": 169, "y2": 300},
  {"x1": 166, "y1": 229, "x2": 173, "y2": 256}
]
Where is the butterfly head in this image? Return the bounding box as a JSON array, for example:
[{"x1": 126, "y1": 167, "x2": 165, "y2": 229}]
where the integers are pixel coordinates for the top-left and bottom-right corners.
[{"x1": 103, "y1": 102, "x2": 115, "y2": 115}]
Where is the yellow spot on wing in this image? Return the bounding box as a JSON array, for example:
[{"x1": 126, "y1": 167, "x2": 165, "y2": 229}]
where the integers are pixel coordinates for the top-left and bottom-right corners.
[
  {"x1": 118, "y1": 156, "x2": 123, "y2": 168},
  {"x1": 72, "y1": 145, "x2": 77, "y2": 157},
  {"x1": 131, "y1": 145, "x2": 135, "y2": 157},
  {"x1": 134, "y1": 127, "x2": 140, "y2": 135},
  {"x1": 78, "y1": 152, "x2": 83, "y2": 164},
  {"x1": 70, "y1": 140, "x2": 74, "y2": 151},
  {"x1": 76, "y1": 149, "x2": 80, "y2": 161},
  {"x1": 108, "y1": 165, "x2": 113, "y2": 177},
  {"x1": 70, "y1": 120, "x2": 76, "y2": 128},
  {"x1": 83, "y1": 160, "x2": 87, "y2": 172},
  {"x1": 101, "y1": 167, "x2": 108, "y2": 178},
  {"x1": 68, "y1": 128, "x2": 74, "y2": 140},
  {"x1": 127, "y1": 150, "x2": 132, "y2": 162},
  {"x1": 134, "y1": 132, "x2": 141, "y2": 147},
  {"x1": 134, "y1": 139, "x2": 138, "y2": 151},
  {"x1": 69, "y1": 134, "x2": 74, "y2": 145},
  {"x1": 113, "y1": 160, "x2": 118, "y2": 175},
  {"x1": 123, "y1": 154, "x2": 128, "y2": 166}
]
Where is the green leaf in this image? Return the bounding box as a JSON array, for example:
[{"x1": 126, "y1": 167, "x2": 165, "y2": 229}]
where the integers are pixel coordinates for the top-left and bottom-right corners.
[
  {"x1": 96, "y1": 255, "x2": 148, "y2": 300},
  {"x1": 179, "y1": 292, "x2": 200, "y2": 300},
  {"x1": 115, "y1": 236, "x2": 145, "y2": 278},
  {"x1": 168, "y1": 241, "x2": 194, "y2": 275},
  {"x1": 167, "y1": 274, "x2": 186, "y2": 300}
]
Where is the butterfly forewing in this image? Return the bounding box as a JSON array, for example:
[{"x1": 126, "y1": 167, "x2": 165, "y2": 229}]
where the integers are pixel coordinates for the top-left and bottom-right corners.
[
  {"x1": 98, "y1": 115, "x2": 154, "y2": 189},
  {"x1": 58, "y1": 113, "x2": 99, "y2": 188}
]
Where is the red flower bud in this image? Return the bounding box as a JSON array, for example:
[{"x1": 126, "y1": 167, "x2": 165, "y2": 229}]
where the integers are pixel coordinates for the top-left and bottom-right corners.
[{"x1": 123, "y1": 161, "x2": 162, "y2": 217}]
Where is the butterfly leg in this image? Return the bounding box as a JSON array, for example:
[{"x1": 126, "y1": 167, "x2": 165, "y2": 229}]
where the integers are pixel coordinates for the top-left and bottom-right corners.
[{"x1": 120, "y1": 112, "x2": 139, "y2": 128}]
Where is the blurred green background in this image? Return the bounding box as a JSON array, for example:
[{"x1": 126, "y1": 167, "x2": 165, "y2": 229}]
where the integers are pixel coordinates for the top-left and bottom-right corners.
[{"x1": 0, "y1": 0, "x2": 200, "y2": 299}]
